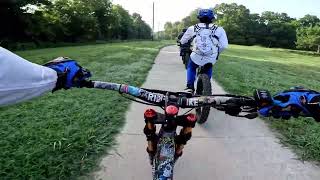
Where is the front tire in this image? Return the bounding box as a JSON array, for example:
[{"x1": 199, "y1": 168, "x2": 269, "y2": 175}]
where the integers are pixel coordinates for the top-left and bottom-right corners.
[{"x1": 195, "y1": 74, "x2": 212, "y2": 124}]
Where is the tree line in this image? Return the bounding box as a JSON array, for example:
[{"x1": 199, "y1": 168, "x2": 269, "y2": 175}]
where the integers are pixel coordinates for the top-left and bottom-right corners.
[
  {"x1": 0, "y1": 0, "x2": 152, "y2": 49},
  {"x1": 161, "y1": 3, "x2": 320, "y2": 51}
]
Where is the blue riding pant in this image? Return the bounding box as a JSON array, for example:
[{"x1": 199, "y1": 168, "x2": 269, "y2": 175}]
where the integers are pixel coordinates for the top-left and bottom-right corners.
[{"x1": 186, "y1": 59, "x2": 212, "y2": 89}]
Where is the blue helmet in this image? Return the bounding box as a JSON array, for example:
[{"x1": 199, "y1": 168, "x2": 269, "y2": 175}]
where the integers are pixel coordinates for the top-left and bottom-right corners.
[{"x1": 197, "y1": 9, "x2": 215, "y2": 20}]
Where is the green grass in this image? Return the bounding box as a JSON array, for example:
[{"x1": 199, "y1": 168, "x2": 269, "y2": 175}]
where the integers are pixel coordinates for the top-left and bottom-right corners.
[
  {"x1": 214, "y1": 44, "x2": 320, "y2": 162},
  {"x1": 0, "y1": 41, "x2": 172, "y2": 179}
]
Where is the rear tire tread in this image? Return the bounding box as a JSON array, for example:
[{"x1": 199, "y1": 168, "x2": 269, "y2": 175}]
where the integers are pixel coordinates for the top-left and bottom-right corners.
[{"x1": 196, "y1": 74, "x2": 212, "y2": 124}]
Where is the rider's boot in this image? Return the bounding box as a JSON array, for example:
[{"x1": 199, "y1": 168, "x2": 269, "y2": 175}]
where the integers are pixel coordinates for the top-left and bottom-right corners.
[{"x1": 144, "y1": 109, "x2": 158, "y2": 165}]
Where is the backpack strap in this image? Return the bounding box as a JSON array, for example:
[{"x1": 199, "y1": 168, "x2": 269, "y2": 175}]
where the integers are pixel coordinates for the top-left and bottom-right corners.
[
  {"x1": 209, "y1": 24, "x2": 220, "y2": 60},
  {"x1": 213, "y1": 35, "x2": 219, "y2": 41},
  {"x1": 193, "y1": 24, "x2": 201, "y2": 39},
  {"x1": 210, "y1": 24, "x2": 219, "y2": 41},
  {"x1": 194, "y1": 24, "x2": 201, "y2": 33}
]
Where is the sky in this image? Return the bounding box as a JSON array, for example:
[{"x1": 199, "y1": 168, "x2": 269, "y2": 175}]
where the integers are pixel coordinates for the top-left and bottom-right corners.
[{"x1": 112, "y1": 0, "x2": 320, "y2": 31}]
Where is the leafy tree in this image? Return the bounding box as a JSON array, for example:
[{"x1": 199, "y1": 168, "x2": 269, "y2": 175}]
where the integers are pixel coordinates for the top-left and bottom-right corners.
[
  {"x1": 246, "y1": 13, "x2": 267, "y2": 45},
  {"x1": 131, "y1": 13, "x2": 152, "y2": 39},
  {"x1": 0, "y1": 0, "x2": 51, "y2": 44},
  {"x1": 260, "y1": 11, "x2": 293, "y2": 24},
  {"x1": 164, "y1": 22, "x2": 174, "y2": 39},
  {"x1": 296, "y1": 25, "x2": 320, "y2": 51},
  {"x1": 162, "y1": 3, "x2": 311, "y2": 50},
  {"x1": 299, "y1": 14, "x2": 320, "y2": 27},
  {"x1": 82, "y1": 0, "x2": 113, "y2": 39},
  {"x1": 0, "y1": 0, "x2": 152, "y2": 49},
  {"x1": 50, "y1": 0, "x2": 99, "y2": 42},
  {"x1": 109, "y1": 5, "x2": 134, "y2": 39},
  {"x1": 215, "y1": 3, "x2": 252, "y2": 44},
  {"x1": 260, "y1": 11, "x2": 296, "y2": 48}
]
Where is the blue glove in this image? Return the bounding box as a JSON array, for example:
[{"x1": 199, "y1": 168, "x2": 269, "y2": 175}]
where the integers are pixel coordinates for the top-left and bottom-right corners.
[
  {"x1": 43, "y1": 57, "x2": 92, "y2": 91},
  {"x1": 258, "y1": 87, "x2": 320, "y2": 121}
]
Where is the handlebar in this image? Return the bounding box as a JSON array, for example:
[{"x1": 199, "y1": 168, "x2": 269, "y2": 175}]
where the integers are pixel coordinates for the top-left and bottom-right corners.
[
  {"x1": 82, "y1": 80, "x2": 320, "y2": 121},
  {"x1": 89, "y1": 81, "x2": 258, "y2": 118}
]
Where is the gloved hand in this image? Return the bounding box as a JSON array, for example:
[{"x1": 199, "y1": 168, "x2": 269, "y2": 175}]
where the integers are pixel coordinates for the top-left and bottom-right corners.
[
  {"x1": 256, "y1": 87, "x2": 320, "y2": 121},
  {"x1": 43, "y1": 57, "x2": 92, "y2": 91}
]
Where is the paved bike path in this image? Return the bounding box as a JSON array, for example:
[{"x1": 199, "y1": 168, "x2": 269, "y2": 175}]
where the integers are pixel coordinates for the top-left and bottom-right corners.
[{"x1": 93, "y1": 46, "x2": 320, "y2": 180}]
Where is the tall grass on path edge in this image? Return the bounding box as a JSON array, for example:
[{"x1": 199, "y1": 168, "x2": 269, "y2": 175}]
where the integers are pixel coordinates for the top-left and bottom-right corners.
[
  {"x1": 214, "y1": 44, "x2": 320, "y2": 164},
  {"x1": 0, "y1": 41, "x2": 172, "y2": 179}
]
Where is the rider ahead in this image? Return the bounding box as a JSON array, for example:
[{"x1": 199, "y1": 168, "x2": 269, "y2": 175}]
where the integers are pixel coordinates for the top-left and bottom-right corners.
[
  {"x1": 177, "y1": 28, "x2": 192, "y2": 57},
  {"x1": 179, "y1": 9, "x2": 228, "y2": 93}
]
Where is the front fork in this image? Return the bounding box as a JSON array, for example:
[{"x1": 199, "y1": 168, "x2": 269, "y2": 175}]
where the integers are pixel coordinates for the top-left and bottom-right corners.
[
  {"x1": 174, "y1": 113, "x2": 197, "y2": 160},
  {"x1": 143, "y1": 109, "x2": 158, "y2": 165},
  {"x1": 143, "y1": 109, "x2": 197, "y2": 163},
  {"x1": 174, "y1": 127, "x2": 192, "y2": 159}
]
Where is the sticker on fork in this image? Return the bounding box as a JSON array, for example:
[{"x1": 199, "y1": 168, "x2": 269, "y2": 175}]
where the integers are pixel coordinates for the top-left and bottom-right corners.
[
  {"x1": 155, "y1": 137, "x2": 175, "y2": 179},
  {"x1": 159, "y1": 164, "x2": 173, "y2": 179}
]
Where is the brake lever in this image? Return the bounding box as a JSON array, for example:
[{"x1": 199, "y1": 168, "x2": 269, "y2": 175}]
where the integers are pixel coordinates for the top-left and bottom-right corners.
[
  {"x1": 241, "y1": 107, "x2": 258, "y2": 113},
  {"x1": 238, "y1": 112, "x2": 258, "y2": 119},
  {"x1": 214, "y1": 103, "x2": 258, "y2": 119}
]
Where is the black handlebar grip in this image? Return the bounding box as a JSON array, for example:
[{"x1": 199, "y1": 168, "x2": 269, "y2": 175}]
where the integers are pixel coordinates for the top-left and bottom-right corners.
[
  {"x1": 80, "y1": 80, "x2": 94, "y2": 88},
  {"x1": 226, "y1": 97, "x2": 256, "y2": 107}
]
